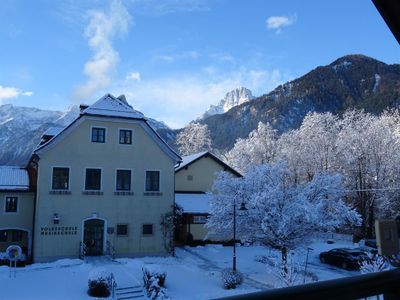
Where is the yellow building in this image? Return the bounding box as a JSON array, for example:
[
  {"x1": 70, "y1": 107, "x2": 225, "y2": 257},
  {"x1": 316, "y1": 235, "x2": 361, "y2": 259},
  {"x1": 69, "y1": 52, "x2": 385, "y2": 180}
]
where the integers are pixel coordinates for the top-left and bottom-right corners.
[
  {"x1": 0, "y1": 94, "x2": 181, "y2": 262},
  {"x1": 174, "y1": 151, "x2": 241, "y2": 244},
  {"x1": 0, "y1": 166, "x2": 34, "y2": 260}
]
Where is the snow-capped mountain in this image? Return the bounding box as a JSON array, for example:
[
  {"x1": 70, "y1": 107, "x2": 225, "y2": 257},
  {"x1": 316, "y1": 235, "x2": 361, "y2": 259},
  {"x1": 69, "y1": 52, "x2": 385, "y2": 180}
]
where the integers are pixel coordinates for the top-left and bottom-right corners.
[
  {"x1": 201, "y1": 87, "x2": 255, "y2": 118},
  {"x1": 199, "y1": 54, "x2": 400, "y2": 150},
  {"x1": 0, "y1": 105, "x2": 79, "y2": 166},
  {"x1": 0, "y1": 101, "x2": 172, "y2": 166}
]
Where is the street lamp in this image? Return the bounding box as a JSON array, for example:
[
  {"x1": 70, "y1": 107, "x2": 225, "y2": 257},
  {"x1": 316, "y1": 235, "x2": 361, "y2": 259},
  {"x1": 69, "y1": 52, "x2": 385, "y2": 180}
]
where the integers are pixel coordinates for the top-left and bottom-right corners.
[{"x1": 233, "y1": 196, "x2": 247, "y2": 272}]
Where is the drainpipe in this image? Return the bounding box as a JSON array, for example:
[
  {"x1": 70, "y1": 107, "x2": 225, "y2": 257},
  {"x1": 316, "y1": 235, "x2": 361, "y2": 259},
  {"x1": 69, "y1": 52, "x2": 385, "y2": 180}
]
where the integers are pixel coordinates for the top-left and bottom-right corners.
[{"x1": 28, "y1": 155, "x2": 39, "y2": 263}]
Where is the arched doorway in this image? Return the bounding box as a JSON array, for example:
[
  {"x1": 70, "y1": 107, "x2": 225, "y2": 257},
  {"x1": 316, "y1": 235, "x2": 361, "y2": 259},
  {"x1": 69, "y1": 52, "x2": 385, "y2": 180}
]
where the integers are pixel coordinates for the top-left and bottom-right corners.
[
  {"x1": 83, "y1": 219, "x2": 105, "y2": 256},
  {"x1": 0, "y1": 228, "x2": 31, "y2": 256}
]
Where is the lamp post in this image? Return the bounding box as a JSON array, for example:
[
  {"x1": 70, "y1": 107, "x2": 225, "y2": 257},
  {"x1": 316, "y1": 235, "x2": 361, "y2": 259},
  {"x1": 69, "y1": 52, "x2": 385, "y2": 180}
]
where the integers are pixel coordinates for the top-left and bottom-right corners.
[{"x1": 233, "y1": 194, "x2": 247, "y2": 272}]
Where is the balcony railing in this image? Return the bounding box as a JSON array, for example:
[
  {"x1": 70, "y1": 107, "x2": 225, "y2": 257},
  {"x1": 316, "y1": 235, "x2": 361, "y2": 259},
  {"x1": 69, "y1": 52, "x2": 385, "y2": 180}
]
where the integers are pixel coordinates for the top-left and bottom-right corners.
[{"x1": 218, "y1": 268, "x2": 400, "y2": 300}]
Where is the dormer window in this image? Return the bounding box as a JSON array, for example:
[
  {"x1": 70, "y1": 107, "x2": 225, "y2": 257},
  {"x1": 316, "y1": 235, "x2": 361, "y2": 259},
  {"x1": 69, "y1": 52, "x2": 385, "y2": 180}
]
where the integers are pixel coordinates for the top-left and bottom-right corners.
[
  {"x1": 119, "y1": 129, "x2": 132, "y2": 144},
  {"x1": 91, "y1": 127, "x2": 105, "y2": 143}
]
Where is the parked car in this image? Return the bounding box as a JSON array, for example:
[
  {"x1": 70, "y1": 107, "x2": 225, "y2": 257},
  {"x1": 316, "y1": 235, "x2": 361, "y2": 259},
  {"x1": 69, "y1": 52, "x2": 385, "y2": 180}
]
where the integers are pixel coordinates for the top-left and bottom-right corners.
[
  {"x1": 359, "y1": 239, "x2": 378, "y2": 254},
  {"x1": 319, "y1": 248, "x2": 369, "y2": 270}
]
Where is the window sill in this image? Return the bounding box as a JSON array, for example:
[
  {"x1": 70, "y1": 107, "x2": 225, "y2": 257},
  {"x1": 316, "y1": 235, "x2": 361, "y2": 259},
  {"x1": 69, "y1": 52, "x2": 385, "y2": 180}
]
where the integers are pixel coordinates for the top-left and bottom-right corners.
[
  {"x1": 82, "y1": 191, "x2": 103, "y2": 195},
  {"x1": 114, "y1": 191, "x2": 134, "y2": 196},
  {"x1": 143, "y1": 192, "x2": 162, "y2": 196},
  {"x1": 49, "y1": 190, "x2": 71, "y2": 195}
]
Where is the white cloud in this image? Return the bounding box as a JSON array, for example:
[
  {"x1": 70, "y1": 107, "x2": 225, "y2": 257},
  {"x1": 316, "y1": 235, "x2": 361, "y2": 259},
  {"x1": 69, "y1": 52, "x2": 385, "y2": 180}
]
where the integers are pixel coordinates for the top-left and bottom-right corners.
[
  {"x1": 73, "y1": 0, "x2": 132, "y2": 101},
  {"x1": 112, "y1": 67, "x2": 289, "y2": 128},
  {"x1": 153, "y1": 51, "x2": 200, "y2": 62},
  {"x1": 125, "y1": 71, "x2": 141, "y2": 81},
  {"x1": 154, "y1": 55, "x2": 176, "y2": 62},
  {"x1": 0, "y1": 85, "x2": 33, "y2": 103},
  {"x1": 209, "y1": 53, "x2": 235, "y2": 62},
  {"x1": 266, "y1": 15, "x2": 296, "y2": 33},
  {"x1": 131, "y1": 0, "x2": 210, "y2": 16}
]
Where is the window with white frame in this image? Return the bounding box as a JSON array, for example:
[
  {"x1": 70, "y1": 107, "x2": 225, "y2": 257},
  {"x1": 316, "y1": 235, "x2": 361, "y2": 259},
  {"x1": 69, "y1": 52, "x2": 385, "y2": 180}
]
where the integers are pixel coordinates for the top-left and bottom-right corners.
[
  {"x1": 116, "y1": 170, "x2": 131, "y2": 191},
  {"x1": 145, "y1": 171, "x2": 160, "y2": 192},
  {"x1": 5, "y1": 196, "x2": 18, "y2": 213},
  {"x1": 116, "y1": 224, "x2": 128, "y2": 236},
  {"x1": 85, "y1": 168, "x2": 102, "y2": 190},
  {"x1": 52, "y1": 167, "x2": 70, "y2": 190},
  {"x1": 91, "y1": 127, "x2": 105, "y2": 143},
  {"x1": 119, "y1": 129, "x2": 132, "y2": 144},
  {"x1": 142, "y1": 224, "x2": 153, "y2": 235}
]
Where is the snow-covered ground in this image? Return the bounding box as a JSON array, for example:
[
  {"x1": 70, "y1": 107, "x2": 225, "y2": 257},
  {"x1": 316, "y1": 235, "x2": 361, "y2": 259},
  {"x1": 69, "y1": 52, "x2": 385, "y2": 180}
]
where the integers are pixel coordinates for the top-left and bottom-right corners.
[{"x1": 0, "y1": 237, "x2": 363, "y2": 300}]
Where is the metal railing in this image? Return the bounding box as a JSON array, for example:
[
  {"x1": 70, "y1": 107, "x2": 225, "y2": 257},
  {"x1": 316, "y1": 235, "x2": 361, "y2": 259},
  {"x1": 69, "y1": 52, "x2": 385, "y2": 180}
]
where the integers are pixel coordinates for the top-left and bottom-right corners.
[
  {"x1": 106, "y1": 240, "x2": 116, "y2": 259},
  {"x1": 79, "y1": 241, "x2": 87, "y2": 260},
  {"x1": 110, "y1": 272, "x2": 117, "y2": 299},
  {"x1": 217, "y1": 269, "x2": 400, "y2": 300}
]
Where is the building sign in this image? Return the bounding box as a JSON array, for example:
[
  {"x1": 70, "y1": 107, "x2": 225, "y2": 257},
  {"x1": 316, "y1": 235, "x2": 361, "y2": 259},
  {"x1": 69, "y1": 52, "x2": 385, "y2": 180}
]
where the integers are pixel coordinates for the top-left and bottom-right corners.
[
  {"x1": 40, "y1": 226, "x2": 78, "y2": 236},
  {"x1": 6, "y1": 245, "x2": 22, "y2": 260}
]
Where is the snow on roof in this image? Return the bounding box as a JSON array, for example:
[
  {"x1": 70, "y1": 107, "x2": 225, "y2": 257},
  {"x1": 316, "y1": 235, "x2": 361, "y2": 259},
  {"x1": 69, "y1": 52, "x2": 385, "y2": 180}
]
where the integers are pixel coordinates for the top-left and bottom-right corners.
[
  {"x1": 175, "y1": 151, "x2": 208, "y2": 171},
  {"x1": 175, "y1": 193, "x2": 211, "y2": 213},
  {"x1": 0, "y1": 166, "x2": 30, "y2": 190},
  {"x1": 82, "y1": 94, "x2": 145, "y2": 119},
  {"x1": 43, "y1": 126, "x2": 65, "y2": 137}
]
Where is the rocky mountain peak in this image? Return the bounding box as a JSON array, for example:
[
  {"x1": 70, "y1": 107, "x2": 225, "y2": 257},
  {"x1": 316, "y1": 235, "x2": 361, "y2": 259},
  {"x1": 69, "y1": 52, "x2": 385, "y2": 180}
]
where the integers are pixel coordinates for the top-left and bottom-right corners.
[{"x1": 201, "y1": 86, "x2": 255, "y2": 118}]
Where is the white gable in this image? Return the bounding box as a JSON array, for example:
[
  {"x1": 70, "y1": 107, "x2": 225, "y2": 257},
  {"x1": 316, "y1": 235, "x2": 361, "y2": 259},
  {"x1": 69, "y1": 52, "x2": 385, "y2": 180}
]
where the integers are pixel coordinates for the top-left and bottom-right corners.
[
  {"x1": 34, "y1": 94, "x2": 181, "y2": 164},
  {"x1": 82, "y1": 94, "x2": 144, "y2": 119}
]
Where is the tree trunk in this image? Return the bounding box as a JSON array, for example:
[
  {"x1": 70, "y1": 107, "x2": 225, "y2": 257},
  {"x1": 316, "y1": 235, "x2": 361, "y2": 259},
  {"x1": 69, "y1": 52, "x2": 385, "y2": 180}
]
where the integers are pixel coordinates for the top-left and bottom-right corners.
[
  {"x1": 367, "y1": 199, "x2": 375, "y2": 239},
  {"x1": 281, "y1": 246, "x2": 288, "y2": 274}
]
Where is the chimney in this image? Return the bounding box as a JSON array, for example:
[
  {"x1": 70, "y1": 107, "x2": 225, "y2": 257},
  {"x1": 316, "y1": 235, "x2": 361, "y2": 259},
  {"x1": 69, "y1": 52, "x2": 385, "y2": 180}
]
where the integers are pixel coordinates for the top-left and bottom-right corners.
[
  {"x1": 79, "y1": 104, "x2": 89, "y2": 113},
  {"x1": 117, "y1": 94, "x2": 132, "y2": 108}
]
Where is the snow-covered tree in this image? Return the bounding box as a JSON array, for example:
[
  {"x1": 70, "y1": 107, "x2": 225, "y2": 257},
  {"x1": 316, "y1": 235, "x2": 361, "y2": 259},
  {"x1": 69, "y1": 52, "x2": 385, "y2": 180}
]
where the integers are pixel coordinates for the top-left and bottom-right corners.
[
  {"x1": 176, "y1": 122, "x2": 212, "y2": 155},
  {"x1": 359, "y1": 253, "x2": 388, "y2": 274},
  {"x1": 224, "y1": 122, "x2": 277, "y2": 174},
  {"x1": 207, "y1": 163, "x2": 361, "y2": 271},
  {"x1": 276, "y1": 112, "x2": 340, "y2": 183},
  {"x1": 273, "y1": 253, "x2": 301, "y2": 287},
  {"x1": 336, "y1": 110, "x2": 400, "y2": 237},
  {"x1": 219, "y1": 109, "x2": 400, "y2": 241}
]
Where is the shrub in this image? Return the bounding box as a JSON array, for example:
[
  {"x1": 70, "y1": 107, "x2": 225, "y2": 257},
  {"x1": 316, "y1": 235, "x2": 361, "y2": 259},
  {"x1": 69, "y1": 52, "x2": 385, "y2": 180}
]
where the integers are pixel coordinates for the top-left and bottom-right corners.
[
  {"x1": 142, "y1": 266, "x2": 168, "y2": 299},
  {"x1": 221, "y1": 268, "x2": 242, "y2": 289},
  {"x1": 359, "y1": 253, "x2": 389, "y2": 274},
  {"x1": 88, "y1": 267, "x2": 113, "y2": 298}
]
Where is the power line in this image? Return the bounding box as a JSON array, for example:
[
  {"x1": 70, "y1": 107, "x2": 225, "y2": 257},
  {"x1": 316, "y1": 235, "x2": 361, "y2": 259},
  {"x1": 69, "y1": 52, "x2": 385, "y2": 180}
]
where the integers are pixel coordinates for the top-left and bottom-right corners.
[{"x1": 341, "y1": 187, "x2": 400, "y2": 192}]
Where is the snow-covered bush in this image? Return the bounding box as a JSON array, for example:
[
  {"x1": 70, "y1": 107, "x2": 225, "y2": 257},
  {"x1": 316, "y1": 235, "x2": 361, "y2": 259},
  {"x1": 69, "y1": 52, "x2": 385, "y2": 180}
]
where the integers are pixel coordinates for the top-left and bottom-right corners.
[
  {"x1": 359, "y1": 253, "x2": 389, "y2": 274},
  {"x1": 160, "y1": 203, "x2": 183, "y2": 255},
  {"x1": 87, "y1": 267, "x2": 114, "y2": 298},
  {"x1": 142, "y1": 266, "x2": 168, "y2": 299},
  {"x1": 221, "y1": 268, "x2": 243, "y2": 289}
]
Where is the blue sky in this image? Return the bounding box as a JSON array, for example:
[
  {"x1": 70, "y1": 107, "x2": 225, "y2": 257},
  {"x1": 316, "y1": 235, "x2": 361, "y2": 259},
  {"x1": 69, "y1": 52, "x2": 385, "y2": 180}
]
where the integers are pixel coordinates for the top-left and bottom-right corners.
[{"x1": 0, "y1": 0, "x2": 398, "y2": 128}]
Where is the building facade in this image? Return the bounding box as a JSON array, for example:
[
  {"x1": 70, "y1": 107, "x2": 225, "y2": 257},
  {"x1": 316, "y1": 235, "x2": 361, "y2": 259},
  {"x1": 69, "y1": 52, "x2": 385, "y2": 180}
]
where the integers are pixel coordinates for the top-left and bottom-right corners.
[
  {"x1": 174, "y1": 151, "x2": 241, "y2": 244},
  {"x1": 1, "y1": 94, "x2": 181, "y2": 262},
  {"x1": 0, "y1": 166, "x2": 34, "y2": 260}
]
